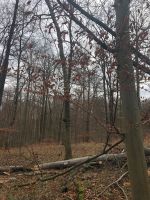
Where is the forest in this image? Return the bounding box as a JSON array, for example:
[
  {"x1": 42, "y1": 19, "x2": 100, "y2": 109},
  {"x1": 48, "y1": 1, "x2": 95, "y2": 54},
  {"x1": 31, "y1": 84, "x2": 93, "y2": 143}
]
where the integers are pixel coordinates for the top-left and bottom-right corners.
[{"x1": 0, "y1": 0, "x2": 150, "y2": 199}]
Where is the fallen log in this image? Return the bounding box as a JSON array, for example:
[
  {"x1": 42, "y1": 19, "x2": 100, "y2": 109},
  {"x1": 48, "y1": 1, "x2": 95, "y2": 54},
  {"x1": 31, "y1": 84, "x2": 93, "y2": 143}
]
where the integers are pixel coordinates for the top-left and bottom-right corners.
[
  {"x1": 36, "y1": 153, "x2": 126, "y2": 170},
  {"x1": 0, "y1": 166, "x2": 32, "y2": 174},
  {"x1": 36, "y1": 148, "x2": 150, "y2": 170},
  {"x1": 0, "y1": 148, "x2": 150, "y2": 173}
]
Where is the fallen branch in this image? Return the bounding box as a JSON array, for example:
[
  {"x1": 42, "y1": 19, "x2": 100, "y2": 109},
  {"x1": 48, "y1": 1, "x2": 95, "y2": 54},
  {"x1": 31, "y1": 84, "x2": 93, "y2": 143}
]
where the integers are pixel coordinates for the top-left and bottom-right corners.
[{"x1": 99, "y1": 171, "x2": 128, "y2": 199}]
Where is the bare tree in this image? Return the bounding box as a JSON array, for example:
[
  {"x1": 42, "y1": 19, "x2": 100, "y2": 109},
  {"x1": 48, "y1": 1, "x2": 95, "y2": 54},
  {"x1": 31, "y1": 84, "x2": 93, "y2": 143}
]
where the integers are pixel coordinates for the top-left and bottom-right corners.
[
  {"x1": 0, "y1": 0, "x2": 19, "y2": 106},
  {"x1": 45, "y1": 0, "x2": 72, "y2": 159}
]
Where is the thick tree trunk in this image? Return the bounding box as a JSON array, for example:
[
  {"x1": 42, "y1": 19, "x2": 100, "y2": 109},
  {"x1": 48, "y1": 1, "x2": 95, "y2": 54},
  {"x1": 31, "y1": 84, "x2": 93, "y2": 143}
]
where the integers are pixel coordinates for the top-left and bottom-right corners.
[{"x1": 115, "y1": 0, "x2": 150, "y2": 199}]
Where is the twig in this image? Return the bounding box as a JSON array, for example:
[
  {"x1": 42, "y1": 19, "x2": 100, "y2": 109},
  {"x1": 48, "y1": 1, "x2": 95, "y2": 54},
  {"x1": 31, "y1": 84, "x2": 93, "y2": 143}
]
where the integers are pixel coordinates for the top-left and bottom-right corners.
[
  {"x1": 99, "y1": 171, "x2": 128, "y2": 198},
  {"x1": 116, "y1": 182, "x2": 128, "y2": 200}
]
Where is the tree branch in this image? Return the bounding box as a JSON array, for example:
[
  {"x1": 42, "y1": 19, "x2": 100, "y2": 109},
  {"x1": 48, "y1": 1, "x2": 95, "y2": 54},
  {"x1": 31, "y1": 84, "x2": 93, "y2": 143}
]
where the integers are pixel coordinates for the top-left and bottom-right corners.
[{"x1": 62, "y1": 0, "x2": 150, "y2": 72}]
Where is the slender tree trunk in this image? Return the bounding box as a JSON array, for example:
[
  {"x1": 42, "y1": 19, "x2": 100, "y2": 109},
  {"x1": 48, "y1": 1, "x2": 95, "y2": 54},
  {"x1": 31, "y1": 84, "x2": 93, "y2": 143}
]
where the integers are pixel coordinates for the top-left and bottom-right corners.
[
  {"x1": 102, "y1": 62, "x2": 108, "y2": 125},
  {"x1": 85, "y1": 73, "x2": 91, "y2": 142},
  {"x1": 63, "y1": 87, "x2": 72, "y2": 159},
  {"x1": 11, "y1": 12, "x2": 25, "y2": 127},
  {"x1": 113, "y1": 79, "x2": 119, "y2": 124},
  {"x1": 135, "y1": 28, "x2": 141, "y2": 108},
  {"x1": 63, "y1": 16, "x2": 74, "y2": 158},
  {"x1": 115, "y1": 0, "x2": 150, "y2": 199},
  {"x1": 0, "y1": 0, "x2": 19, "y2": 106},
  {"x1": 109, "y1": 85, "x2": 114, "y2": 126},
  {"x1": 39, "y1": 92, "x2": 46, "y2": 140},
  {"x1": 11, "y1": 52, "x2": 21, "y2": 126},
  {"x1": 23, "y1": 52, "x2": 32, "y2": 144},
  {"x1": 45, "y1": 0, "x2": 72, "y2": 159}
]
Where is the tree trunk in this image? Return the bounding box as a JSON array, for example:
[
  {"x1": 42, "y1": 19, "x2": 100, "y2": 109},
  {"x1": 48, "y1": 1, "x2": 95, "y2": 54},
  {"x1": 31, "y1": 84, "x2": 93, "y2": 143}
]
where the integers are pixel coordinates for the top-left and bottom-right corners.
[
  {"x1": 85, "y1": 73, "x2": 91, "y2": 142},
  {"x1": 11, "y1": 24, "x2": 24, "y2": 127},
  {"x1": 101, "y1": 62, "x2": 108, "y2": 125},
  {"x1": 0, "y1": 0, "x2": 19, "y2": 106},
  {"x1": 115, "y1": 0, "x2": 150, "y2": 199},
  {"x1": 135, "y1": 27, "x2": 141, "y2": 108},
  {"x1": 63, "y1": 88, "x2": 72, "y2": 159},
  {"x1": 45, "y1": 0, "x2": 72, "y2": 159}
]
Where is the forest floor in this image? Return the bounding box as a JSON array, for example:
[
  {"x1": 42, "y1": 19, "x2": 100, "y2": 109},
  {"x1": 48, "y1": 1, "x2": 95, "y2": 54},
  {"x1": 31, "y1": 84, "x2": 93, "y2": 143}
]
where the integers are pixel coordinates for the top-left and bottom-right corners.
[{"x1": 0, "y1": 138, "x2": 149, "y2": 200}]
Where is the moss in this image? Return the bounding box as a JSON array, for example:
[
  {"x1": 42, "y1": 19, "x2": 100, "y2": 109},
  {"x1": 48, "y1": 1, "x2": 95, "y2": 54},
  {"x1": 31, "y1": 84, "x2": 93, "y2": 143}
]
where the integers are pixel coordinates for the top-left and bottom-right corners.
[{"x1": 76, "y1": 182, "x2": 84, "y2": 200}]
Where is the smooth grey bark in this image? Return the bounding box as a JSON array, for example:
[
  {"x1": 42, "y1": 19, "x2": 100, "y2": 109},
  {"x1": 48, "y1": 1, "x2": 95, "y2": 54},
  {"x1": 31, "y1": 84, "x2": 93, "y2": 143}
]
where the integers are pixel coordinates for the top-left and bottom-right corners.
[{"x1": 115, "y1": 0, "x2": 150, "y2": 199}]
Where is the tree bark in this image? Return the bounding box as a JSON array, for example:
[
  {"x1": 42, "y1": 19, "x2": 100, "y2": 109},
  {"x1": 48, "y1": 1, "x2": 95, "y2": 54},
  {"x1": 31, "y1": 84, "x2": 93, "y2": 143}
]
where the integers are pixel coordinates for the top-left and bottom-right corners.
[{"x1": 115, "y1": 0, "x2": 150, "y2": 199}]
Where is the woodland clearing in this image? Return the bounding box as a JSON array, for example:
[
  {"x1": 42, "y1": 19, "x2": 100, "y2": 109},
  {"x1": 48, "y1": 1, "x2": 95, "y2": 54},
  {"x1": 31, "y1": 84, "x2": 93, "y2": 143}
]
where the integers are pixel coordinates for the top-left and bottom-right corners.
[{"x1": 0, "y1": 139, "x2": 149, "y2": 200}]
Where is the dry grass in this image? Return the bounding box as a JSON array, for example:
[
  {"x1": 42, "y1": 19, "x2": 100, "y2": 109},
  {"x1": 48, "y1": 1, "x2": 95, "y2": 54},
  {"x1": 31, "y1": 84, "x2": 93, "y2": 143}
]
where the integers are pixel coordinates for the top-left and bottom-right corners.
[{"x1": 0, "y1": 142, "x2": 104, "y2": 166}]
